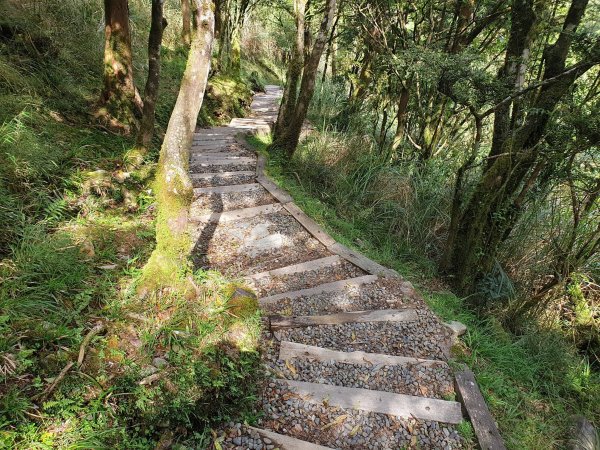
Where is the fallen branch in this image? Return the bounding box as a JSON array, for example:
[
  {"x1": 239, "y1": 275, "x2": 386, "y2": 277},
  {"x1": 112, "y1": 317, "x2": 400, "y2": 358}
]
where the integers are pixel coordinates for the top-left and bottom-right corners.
[{"x1": 78, "y1": 323, "x2": 106, "y2": 367}]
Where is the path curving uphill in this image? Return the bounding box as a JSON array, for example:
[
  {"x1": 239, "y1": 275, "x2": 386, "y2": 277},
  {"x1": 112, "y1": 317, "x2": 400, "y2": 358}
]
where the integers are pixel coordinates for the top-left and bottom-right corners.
[{"x1": 193, "y1": 86, "x2": 471, "y2": 449}]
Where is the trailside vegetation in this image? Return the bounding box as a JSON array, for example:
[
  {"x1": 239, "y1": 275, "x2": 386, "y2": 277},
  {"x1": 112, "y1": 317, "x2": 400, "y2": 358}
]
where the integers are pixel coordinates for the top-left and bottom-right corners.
[{"x1": 0, "y1": 0, "x2": 281, "y2": 447}]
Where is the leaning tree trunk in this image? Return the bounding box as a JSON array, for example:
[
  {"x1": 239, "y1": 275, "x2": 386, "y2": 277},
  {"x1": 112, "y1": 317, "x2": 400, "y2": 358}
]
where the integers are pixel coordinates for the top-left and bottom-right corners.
[
  {"x1": 139, "y1": 0, "x2": 215, "y2": 293},
  {"x1": 132, "y1": 0, "x2": 167, "y2": 166},
  {"x1": 181, "y1": 0, "x2": 191, "y2": 45},
  {"x1": 100, "y1": 0, "x2": 140, "y2": 132},
  {"x1": 272, "y1": 0, "x2": 337, "y2": 156},
  {"x1": 273, "y1": 0, "x2": 307, "y2": 139}
]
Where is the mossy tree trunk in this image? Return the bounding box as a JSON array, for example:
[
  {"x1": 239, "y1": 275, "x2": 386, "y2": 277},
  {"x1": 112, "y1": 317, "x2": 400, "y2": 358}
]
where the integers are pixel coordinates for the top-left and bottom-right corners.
[
  {"x1": 181, "y1": 0, "x2": 192, "y2": 45},
  {"x1": 443, "y1": 0, "x2": 595, "y2": 295},
  {"x1": 100, "y1": 0, "x2": 140, "y2": 132},
  {"x1": 131, "y1": 0, "x2": 167, "y2": 166},
  {"x1": 139, "y1": 0, "x2": 215, "y2": 294},
  {"x1": 216, "y1": 0, "x2": 251, "y2": 75},
  {"x1": 273, "y1": 0, "x2": 306, "y2": 140},
  {"x1": 272, "y1": 0, "x2": 337, "y2": 157}
]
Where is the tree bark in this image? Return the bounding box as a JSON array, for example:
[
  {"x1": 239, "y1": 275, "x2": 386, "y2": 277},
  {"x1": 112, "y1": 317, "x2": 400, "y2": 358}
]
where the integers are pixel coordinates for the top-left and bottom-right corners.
[
  {"x1": 273, "y1": 0, "x2": 307, "y2": 139},
  {"x1": 100, "y1": 0, "x2": 140, "y2": 132},
  {"x1": 133, "y1": 0, "x2": 167, "y2": 164},
  {"x1": 272, "y1": 0, "x2": 337, "y2": 156},
  {"x1": 443, "y1": 0, "x2": 594, "y2": 295},
  {"x1": 181, "y1": 0, "x2": 191, "y2": 45},
  {"x1": 139, "y1": 0, "x2": 215, "y2": 293}
]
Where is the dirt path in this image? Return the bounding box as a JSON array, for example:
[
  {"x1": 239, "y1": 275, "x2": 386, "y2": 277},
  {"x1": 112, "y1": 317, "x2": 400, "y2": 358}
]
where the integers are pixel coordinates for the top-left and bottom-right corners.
[{"x1": 192, "y1": 86, "x2": 468, "y2": 449}]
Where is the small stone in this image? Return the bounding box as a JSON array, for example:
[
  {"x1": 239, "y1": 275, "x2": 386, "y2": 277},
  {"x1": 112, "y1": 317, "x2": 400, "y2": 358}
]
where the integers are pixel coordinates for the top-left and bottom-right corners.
[{"x1": 152, "y1": 357, "x2": 168, "y2": 369}]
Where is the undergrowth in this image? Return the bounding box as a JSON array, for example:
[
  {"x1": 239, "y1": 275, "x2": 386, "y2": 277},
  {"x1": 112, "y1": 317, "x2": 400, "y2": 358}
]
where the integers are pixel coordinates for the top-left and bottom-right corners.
[
  {"x1": 247, "y1": 130, "x2": 600, "y2": 449},
  {"x1": 0, "y1": 1, "x2": 277, "y2": 447}
]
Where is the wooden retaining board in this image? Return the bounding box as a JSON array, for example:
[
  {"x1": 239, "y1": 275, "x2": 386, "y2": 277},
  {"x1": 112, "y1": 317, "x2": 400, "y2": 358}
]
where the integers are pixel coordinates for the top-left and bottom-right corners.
[
  {"x1": 269, "y1": 308, "x2": 417, "y2": 330},
  {"x1": 328, "y1": 242, "x2": 400, "y2": 278},
  {"x1": 247, "y1": 427, "x2": 332, "y2": 450},
  {"x1": 283, "y1": 202, "x2": 336, "y2": 247},
  {"x1": 279, "y1": 341, "x2": 447, "y2": 368},
  {"x1": 455, "y1": 369, "x2": 506, "y2": 450},
  {"x1": 281, "y1": 379, "x2": 463, "y2": 424},
  {"x1": 193, "y1": 183, "x2": 262, "y2": 195}
]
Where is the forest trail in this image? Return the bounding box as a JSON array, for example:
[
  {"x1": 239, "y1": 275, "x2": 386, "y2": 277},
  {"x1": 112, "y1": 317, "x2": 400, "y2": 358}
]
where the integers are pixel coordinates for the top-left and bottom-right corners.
[{"x1": 191, "y1": 88, "x2": 468, "y2": 449}]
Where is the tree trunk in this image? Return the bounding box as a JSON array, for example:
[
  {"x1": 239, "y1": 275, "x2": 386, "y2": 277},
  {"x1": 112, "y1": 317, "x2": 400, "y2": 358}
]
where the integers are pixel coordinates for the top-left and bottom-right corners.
[
  {"x1": 100, "y1": 0, "x2": 140, "y2": 132},
  {"x1": 139, "y1": 0, "x2": 215, "y2": 293},
  {"x1": 272, "y1": 0, "x2": 337, "y2": 156},
  {"x1": 443, "y1": 0, "x2": 593, "y2": 295},
  {"x1": 391, "y1": 85, "x2": 410, "y2": 152},
  {"x1": 273, "y1": 0, "x2": 307, "y2": 139},
  {"x1": 132, "y1": 0, "x2": 167, "y2": 166},
  {"x1": 181, "y1": 0, "x2": 191, "y2": 45},
  {"x1": 487, "y1": 0, "x2": 536, "y2": 169}
]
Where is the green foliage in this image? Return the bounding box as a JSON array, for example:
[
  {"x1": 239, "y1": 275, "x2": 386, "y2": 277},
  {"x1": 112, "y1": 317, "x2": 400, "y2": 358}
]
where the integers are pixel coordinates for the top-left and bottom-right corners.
[{"x1": 0, "y1": 1, "x2": 265, "y2": 447}]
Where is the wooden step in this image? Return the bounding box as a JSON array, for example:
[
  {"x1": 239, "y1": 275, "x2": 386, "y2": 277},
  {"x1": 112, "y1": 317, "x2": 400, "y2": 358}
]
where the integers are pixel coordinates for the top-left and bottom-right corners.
[
  {"x1": 280, "y1": 379, "x2": 463, "y2": 424},
  {"x1": 193, "y1": 183, "x2": 262, "y2": 195},
  {"x1": 248, "y1": 255, "x2": 341, "y2": 283},
  {"x1": 247, "y1": 427, "x2": 332, "y2": 450},
  {"x1": 190, "y1": 203, "x2": 283, "y2": 223},
  {"x1": 259, "y1": 275, "x2": 378, "y2": 306},
  {"x1": 269, "y1": 308, "x2": 417, "y2": 330},
  {"x1": 190, "y1": 170, "x2": 255, "y2": 180},
  {"x1": 279, "y1": 341, "x2": 447, "y2": 368}
]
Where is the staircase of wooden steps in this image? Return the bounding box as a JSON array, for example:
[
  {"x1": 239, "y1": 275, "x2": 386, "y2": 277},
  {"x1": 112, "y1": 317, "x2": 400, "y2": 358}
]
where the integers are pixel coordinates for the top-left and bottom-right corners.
[{"x1": 192, "y1": 85, "x2": 505, "y2": 450}]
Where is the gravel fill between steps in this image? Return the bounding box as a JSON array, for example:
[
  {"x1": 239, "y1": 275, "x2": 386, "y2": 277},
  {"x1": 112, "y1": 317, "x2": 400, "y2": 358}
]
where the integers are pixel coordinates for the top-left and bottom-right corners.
[
  {"x1": 255, "y1": 379, "x2": 466, "y2": 449},
  {"x1": 191, "y1": 211, "x2": 331, "y2": 275},
  {"x1": 190, "y1": 187, "x2": 275, "y2": 214},
  {"x1": 192, "y1": 172, "x2": 256, "y2": 188},
  {"x1": 262, "y1": 277, "x2": 420, "y2": 316},
  {"x1": 253, "y1": 259, "x2": 366, "y2": 297},
  {"x1": 263, "y1": 339, "x2": 454, "y2": 399},
  {"x1": 190, "y1": 161, "x2": 256, "y2": 173},
  {"x1": 273, "y1": 307, "x2": 452, "y2": 360}
]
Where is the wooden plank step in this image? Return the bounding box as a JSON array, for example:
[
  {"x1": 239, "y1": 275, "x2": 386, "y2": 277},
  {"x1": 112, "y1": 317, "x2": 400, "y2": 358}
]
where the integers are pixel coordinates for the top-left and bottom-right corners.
[
  {"x1": 193, "y1": 183, "x2": 262, "y2": 195},
  {"x1": 279, "y1": 341, "x2": 447, "y2": 368},
  {"x1": 248, "y1": 255, "x2": 341, "y2": 282},
  {"x1": 190, "y1": 170, "x2": 255, "y2": 180},
  {"x1": 328, "y1": 242, "x2": 399, "y2": 278},
  {"x1": 284, "y1": 202, "x2": 336, "y2": 247},
  {"x1": 269, "y1": 308, "x2": 418, "y2": 330},
  {"x1": 259, "y1": 275, "x2": 378, "y2": 305},
  {"x1": 190, "y1": 203, "x2": 283, "y2": 223},
  {"x1": 280, "y1": 379, "x2": 463, "y2": 424},
  {"x1": 247, "y1": 427, "x2": 332, "y2": 450}
]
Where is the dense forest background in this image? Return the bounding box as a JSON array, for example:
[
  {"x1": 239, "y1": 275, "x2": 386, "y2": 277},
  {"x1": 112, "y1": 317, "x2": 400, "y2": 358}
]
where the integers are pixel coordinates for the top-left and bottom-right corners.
[{"x1": 0, "y1": 0, "x2": 598, "y2": 448}]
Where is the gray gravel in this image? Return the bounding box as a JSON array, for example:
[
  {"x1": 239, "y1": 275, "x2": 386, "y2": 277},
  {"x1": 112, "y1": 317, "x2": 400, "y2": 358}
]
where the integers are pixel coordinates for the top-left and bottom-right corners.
[
  {"x1": 190, "y1": 161, "x2": 256, "y2": 173},
  {"x1": 254, "y1": 379, "x2": 466, "y2": 449},
  {"x1": 216, "y1": 423, "x2": 279, "y2": 450},
  {"x1": 191, "y1": 211, "x2": 331, "y2": 275},
  {"x1": 253, "y1": 259, "x2": 366, "y2": 297},
  {"x1": 264, "y1": 348, "x2": 453, "y2": 399},
  {"x1": 274, "y1": 309, "x2": 451, "y2": 360},
  {"x1": 190, "y1": 187, "x2": 275, "y2": 214},
  {"x1": 192, "y1": 172, "x2": 256, "y2": 188},
  {"x1": 262, "y1": 278, "x2": 419, "y2": 316}
]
